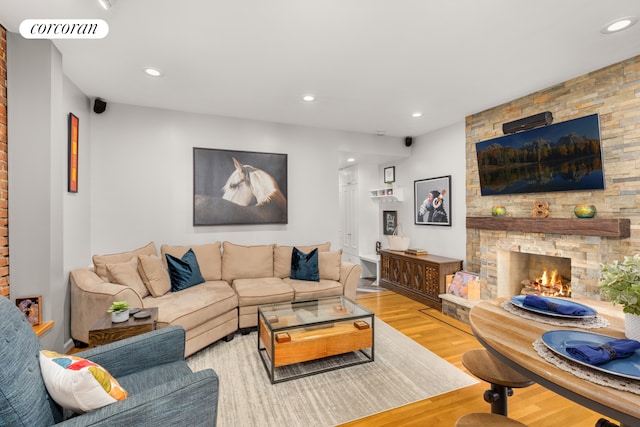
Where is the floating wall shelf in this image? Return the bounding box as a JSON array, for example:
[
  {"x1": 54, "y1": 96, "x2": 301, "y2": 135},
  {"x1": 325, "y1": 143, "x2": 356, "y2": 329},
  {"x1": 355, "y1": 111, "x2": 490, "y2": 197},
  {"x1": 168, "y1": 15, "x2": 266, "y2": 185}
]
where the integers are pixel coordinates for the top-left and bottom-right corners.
[{"x1": 370, "y1": 186, "x2": 403, "y2": 202}]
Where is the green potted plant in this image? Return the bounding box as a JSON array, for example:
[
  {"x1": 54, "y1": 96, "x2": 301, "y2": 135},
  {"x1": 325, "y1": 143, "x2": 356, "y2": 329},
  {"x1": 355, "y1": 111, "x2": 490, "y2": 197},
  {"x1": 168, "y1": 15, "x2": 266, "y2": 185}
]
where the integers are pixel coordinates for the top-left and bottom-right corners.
[
  {"x1": 599, "y1": 254, "x2": 640, "y2": 340},
  {"x1": 107, "y1": 301, "x2": 131, "y2": 323}
]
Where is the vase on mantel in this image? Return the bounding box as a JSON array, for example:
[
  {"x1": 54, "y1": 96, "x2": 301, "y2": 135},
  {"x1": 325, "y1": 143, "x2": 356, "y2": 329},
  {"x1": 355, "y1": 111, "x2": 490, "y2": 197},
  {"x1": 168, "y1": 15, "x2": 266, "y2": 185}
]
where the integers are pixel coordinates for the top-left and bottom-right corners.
[{"x1": 625, "y1": 313, "x2": 640, "y2": 341}]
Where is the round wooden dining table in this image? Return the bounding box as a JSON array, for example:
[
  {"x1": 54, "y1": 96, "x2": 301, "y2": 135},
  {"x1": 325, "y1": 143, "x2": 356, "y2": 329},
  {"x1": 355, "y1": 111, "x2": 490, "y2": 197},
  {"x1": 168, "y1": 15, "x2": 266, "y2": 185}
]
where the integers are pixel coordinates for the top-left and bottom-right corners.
[{"x1": 469, "y1": 298, "x2": 639, "y2": 427}]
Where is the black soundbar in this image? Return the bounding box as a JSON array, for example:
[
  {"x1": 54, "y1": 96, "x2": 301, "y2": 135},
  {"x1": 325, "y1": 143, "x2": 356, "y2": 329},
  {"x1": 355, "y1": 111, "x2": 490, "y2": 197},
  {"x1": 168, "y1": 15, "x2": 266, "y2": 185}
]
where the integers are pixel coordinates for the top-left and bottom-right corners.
[{"x1": 502, "y1": 111, "x2": 553, "y2": 134}]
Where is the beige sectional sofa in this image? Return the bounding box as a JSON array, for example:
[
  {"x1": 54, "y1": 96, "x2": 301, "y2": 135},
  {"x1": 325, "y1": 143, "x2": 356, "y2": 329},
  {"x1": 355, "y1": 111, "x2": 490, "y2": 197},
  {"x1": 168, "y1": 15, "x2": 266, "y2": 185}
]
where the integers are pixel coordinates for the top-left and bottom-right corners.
[{"x1": 70, "y1": 241, "x2": 362, "y2": 356}]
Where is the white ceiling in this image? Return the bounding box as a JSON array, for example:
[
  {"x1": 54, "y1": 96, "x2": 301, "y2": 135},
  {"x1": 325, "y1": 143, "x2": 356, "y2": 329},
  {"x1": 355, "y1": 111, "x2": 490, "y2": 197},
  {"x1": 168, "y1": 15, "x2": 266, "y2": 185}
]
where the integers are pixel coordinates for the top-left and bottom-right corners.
[{"x1": 1, "y1": 1, "x2": 639, "y2": 141}]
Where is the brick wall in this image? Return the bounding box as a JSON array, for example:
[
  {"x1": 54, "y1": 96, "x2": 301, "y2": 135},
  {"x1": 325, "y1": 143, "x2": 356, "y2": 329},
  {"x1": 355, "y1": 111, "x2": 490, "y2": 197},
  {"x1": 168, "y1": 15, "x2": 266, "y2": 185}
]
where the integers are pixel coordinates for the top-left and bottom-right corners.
[
  {"x1": 0, "y1": 26, "x2": 8, "y2": 298},
  {"x1": 465, "y1": 55, "x2": 640, "y2": 299}
]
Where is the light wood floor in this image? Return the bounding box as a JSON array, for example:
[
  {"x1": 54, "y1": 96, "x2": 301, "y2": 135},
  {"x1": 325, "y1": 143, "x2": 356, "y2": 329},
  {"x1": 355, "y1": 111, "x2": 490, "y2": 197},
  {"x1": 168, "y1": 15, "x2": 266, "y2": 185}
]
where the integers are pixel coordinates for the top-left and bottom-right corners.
[{"x1": 346, "y1": 290, "x2": 612, "y2": 427}]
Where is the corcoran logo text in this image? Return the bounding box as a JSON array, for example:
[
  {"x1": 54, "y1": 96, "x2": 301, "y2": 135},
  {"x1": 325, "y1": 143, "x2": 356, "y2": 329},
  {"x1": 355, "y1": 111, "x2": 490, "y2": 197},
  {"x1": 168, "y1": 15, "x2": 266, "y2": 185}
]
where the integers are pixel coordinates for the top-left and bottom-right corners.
[{"x1": 20, "y1": 19, "x2": 109, "y2": 39}]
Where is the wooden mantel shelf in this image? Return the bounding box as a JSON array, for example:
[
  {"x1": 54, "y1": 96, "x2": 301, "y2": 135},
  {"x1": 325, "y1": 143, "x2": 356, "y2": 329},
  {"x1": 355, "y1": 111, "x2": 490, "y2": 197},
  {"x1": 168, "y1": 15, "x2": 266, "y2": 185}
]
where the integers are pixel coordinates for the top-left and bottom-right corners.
[{"x1": 466, "y1": 216, "x2": 630, "y2": 238}]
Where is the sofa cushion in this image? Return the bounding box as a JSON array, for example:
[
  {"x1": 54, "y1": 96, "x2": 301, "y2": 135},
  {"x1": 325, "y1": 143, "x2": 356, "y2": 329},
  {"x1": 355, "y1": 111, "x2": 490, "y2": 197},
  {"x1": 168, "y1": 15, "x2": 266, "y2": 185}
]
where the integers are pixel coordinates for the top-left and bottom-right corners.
[
  {"x1": 138, "y1": 254, "x2": 171, "y2": 297},
  {"x1": 232, "y1": 277, "x2": 293, "y2": 307},
  {"x1": 93, "y1": 242, "x2": 157, "y2": 281},
  {"x1": 284, "y1": 278, "x2": 344, "y2": 301},
  {"x1": 106, "y1": 257, "x2": 149, "y2": 298},
  {"x1": 161, "y1": 243, "x2": 222, "y2": 281},
  {"x1": 39, "y1": 350, "x2": 128, "y2": 413},
  {"x1": 290, "y1": 247, "x2": 319, "y2": 281},
  {"x1": 143, "y1": 281, "x2": 238, "y2": 331},
  {"x1": 222, "y1": 242, "x2": 274, "y2": 282},
  {"x1": 166, "y1": 249, "x2": 206, "y2": 292},
  {"x1": 318, "y1": 250, "x2": 343, "y2": 281},
  {"x1": 273, "y1": 242, "x2": 331, "y2": 278}
]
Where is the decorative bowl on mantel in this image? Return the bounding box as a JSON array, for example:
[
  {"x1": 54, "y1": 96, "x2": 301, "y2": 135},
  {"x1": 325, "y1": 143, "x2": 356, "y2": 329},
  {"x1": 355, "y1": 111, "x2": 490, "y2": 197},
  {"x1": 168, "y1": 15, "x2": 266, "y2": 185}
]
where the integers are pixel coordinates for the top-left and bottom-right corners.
[
  {"x1": 574, "y1": 204, "x2": 596, "y2": 218},
  {"x1": 491, "y1": 206, "x2": 507, "y2": 217}
]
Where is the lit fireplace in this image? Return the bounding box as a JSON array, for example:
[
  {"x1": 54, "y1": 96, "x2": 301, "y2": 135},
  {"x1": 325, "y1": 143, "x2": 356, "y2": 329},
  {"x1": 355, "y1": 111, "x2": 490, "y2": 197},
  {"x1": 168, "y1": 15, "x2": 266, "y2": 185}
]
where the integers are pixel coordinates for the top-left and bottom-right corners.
[{"x1": 521, "y1": 269, "x2": 572, "y2": 297}]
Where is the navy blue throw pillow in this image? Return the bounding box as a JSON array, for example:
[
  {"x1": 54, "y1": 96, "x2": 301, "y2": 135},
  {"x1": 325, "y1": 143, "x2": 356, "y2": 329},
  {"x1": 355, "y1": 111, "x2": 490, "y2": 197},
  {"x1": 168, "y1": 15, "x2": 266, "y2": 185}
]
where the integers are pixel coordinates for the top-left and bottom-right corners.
[
  {"x1": 165, "y1": 248, "x2": 205, "y2": 292},
  {"x1": 290, "y1": 247, "x2": 319, "y2": 282}
]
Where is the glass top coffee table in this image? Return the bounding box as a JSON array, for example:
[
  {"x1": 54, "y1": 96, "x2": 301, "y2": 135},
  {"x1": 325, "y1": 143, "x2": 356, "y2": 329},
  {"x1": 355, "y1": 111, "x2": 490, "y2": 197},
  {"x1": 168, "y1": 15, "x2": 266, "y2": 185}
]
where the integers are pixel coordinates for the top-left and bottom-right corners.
[{"x1": 258, "y1": 296, "x2": 374, "y2": 383}]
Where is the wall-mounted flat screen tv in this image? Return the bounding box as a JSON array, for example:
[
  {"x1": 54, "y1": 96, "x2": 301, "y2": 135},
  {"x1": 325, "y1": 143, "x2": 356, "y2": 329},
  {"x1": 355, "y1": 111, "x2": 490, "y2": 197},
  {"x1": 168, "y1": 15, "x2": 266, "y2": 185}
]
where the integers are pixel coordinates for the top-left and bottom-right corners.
[{"x1": 475, "y1": 113, "x2": 604, "y2": 196}]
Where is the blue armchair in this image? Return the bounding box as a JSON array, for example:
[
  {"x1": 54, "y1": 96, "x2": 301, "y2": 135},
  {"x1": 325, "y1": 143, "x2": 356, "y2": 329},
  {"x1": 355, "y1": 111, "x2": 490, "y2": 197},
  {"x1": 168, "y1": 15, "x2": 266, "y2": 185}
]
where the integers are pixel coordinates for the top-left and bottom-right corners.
[{"x1": 0, "y1": 296, "x2": 219, "y2": 426}]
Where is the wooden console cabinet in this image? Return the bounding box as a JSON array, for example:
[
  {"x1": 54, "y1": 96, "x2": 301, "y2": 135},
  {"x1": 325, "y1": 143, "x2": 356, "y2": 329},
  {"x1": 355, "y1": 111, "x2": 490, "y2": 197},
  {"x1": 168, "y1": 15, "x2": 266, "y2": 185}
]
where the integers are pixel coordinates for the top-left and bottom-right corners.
[{"x1": 379, "y1": 250, "x2": 463, "y2": 309}]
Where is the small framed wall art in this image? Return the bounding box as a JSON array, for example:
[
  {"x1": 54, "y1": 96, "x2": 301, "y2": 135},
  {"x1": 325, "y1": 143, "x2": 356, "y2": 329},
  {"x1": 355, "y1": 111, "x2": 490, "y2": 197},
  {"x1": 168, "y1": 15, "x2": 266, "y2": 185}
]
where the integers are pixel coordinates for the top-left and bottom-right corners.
[
  {"x1": 382, "y1": 210, "x2": 397, "y2": 235},
  {"x1": 68, "y1": 113, "x2": 79, "y2": 193},
  {"x1": 384, "y1": 166, "x2": 395, "y2": 184},
  {"x1": 16, "y1": 296, "x2": 42, "y2": 326}
]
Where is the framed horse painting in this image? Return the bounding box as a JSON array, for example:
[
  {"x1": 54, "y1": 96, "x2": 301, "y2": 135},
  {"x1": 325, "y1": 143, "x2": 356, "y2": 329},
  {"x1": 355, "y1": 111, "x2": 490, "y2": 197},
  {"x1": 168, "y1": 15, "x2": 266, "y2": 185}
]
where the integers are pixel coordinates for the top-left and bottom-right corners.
[{"x1": 193, "y1": 148, "x2": 288, "y2": 225}]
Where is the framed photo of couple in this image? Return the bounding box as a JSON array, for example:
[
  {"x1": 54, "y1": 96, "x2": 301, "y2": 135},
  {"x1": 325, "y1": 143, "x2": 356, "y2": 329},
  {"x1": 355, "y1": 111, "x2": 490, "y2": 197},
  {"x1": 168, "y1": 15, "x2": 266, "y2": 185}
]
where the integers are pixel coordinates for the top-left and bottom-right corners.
[{"x1": 414, "y1": 175, "x2": 451, "y2": 226}]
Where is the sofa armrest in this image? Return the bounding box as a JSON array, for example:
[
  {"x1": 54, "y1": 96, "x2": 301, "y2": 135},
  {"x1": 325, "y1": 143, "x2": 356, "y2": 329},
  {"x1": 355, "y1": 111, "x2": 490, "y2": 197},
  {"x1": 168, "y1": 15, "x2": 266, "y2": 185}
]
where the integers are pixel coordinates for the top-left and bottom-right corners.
[
  {"x1": 56, "y1": 369, "x2": 218, "y2": 426},
  {"x1": 340, "y1": 262, "x2": 362, "y2": 301},
  {"x1": 74, "y1": 326, "x2": 186, "y2": 378},
  {"x1": 70, "y1": 268, "x2": 144, "y2": 345}
]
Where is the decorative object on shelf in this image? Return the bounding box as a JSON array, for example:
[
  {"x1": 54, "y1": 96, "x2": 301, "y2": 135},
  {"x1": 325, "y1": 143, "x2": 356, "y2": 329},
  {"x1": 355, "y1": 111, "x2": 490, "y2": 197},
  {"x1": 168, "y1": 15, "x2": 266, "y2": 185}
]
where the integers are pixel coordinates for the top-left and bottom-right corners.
[
  {"x1": 387, "y1": 224, "x2": 411, "y2": 251},
  {"x1": 405, "y1": 248, "x2": 428, "y2": 256},
  {"x1": 16, "y1": 295, "x2": 42, "y2": 326},
  {"x1": 375, "y1": 241, "x2": 381, "y2": 254},
  {"x1": 382, "y1": 210, "x2": 397, "y2": 235},
  {"x1": 447, "y1": 271, "x2": 480, "y2": 300},
  {"x1": 384, "y1": 166, "x2": 395, "y2": 184},
  {"x1": 107, "y1": 301, "x2": 131, "y2": 323},
  {"x1": 599, "y1": 254, "x2": 640, "y2": 340},
  {"x1": 68, "y1": 113, "x2": 79, "y2": 193},
  {"x1": 491, "y1": 206, "x2": 507, "y2": 217},
  {"x1": 532, "y1": 201, "x2": 550, "y2": 218},
  {"x1": 574, "y1": 204, "x2": 597, "y2": 218},
  {"x1": 415, "y1": 175, "x2": 451, "y2": 226},
  {"x1": 193, "y1": 148, "x2": 288, "y2": 226}
]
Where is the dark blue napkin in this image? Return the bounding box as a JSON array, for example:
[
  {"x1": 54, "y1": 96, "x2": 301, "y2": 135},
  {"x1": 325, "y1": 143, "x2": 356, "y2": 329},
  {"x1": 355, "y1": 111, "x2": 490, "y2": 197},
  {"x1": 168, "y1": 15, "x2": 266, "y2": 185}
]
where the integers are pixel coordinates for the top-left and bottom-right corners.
[
  {"x1": 523, "y1": 295, "x2": 588, "y2": 316},
  {"x1": 566, "y1": 339, "x2": 640, "y2": 365}
]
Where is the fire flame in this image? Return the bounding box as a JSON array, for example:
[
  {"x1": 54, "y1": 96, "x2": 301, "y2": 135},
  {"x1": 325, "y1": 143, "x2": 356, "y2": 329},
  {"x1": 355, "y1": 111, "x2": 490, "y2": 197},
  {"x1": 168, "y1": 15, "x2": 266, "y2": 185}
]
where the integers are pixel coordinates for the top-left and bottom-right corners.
[{"x1": 522, "y1": 268, "x2": 571, "y2": 297}]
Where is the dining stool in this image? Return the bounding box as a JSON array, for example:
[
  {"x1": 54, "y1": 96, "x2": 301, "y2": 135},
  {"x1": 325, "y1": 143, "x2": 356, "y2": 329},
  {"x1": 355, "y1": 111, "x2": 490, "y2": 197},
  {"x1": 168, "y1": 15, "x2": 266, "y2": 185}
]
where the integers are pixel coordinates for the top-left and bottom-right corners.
[
  {"x1": 455, "y1": 413, "x2": 528, "y2": 427},
  {"x1": 462, "y1": 349, "x2": 534, "y2": 416}
]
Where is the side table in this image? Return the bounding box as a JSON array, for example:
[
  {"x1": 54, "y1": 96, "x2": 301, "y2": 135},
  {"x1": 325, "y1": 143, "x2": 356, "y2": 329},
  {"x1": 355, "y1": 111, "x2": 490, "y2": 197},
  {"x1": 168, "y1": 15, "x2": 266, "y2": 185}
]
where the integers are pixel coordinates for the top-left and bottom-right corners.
[{"x1": 89, "y1": 307, "x2": 158, "y2": 346}]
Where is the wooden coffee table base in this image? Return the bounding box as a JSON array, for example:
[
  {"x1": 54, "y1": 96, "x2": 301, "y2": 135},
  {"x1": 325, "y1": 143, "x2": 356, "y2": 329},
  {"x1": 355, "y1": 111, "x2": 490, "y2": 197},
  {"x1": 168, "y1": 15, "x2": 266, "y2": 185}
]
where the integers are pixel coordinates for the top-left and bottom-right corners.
[{"x1": 257, "y1": 297, "x2": 375, "y2": 383}]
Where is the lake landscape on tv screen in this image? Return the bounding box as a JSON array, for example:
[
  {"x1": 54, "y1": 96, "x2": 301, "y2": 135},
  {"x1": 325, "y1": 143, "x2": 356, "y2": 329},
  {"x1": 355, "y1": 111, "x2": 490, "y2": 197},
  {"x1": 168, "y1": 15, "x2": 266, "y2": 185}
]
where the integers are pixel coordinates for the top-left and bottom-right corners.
[{"x1": 475, "y1": 114, "x2": 605, "y2": 196}]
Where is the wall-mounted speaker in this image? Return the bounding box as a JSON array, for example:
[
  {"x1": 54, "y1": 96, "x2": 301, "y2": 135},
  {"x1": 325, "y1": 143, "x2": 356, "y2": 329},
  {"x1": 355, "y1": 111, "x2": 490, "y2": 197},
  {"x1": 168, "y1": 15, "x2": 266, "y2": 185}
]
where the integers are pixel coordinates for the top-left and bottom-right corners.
[
  {"x1": 405, "y1": 137, "x2": 413, "y2": 147},
  {"x1": 93, "y1": 98, "x2": 107, "y2": 114},
  {"x1": 502, "y1": 111, "x2": 553, "y2": 134}
]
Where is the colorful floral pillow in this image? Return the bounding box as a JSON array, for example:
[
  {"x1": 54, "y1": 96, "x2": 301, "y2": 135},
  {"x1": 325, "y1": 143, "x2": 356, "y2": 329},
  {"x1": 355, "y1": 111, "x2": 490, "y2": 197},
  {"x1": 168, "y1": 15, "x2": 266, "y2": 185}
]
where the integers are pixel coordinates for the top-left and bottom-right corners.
[{"x1": 39, "y1": 350, "x2": 128, "y2": 413}]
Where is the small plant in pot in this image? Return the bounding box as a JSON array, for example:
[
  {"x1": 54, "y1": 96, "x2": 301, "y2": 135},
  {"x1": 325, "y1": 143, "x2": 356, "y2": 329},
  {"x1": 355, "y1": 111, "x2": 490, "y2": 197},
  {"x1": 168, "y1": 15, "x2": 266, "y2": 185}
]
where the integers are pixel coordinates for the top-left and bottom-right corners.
[
  {"x1": 599, "y1": 254, "x2": 640, "y2": 340},
  {"x1": 108, "y1": 301, "x2": 131, "y2": 323}
]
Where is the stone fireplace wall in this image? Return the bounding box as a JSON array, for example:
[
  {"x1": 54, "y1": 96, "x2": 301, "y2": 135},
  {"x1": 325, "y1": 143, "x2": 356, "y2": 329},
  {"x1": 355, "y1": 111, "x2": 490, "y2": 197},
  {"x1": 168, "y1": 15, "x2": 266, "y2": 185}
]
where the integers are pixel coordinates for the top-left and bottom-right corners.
[{"x1": 465, "y1": 55, "x2": 640, "y2": 301}]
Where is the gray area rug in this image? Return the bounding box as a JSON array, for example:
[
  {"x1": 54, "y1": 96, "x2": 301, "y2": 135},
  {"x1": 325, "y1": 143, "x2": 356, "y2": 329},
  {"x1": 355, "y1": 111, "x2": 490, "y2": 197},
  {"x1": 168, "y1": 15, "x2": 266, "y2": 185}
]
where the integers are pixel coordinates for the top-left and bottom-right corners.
[{"x1": 187, "y1": 318, "x2": 477, "y2": 426}]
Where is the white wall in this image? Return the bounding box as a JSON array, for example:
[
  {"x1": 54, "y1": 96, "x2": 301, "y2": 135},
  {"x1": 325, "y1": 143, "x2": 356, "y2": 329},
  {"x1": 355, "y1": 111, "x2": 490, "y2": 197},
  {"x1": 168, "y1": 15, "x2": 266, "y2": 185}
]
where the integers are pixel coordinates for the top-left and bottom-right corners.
[
  {"x1": 378, "y1": 121, "x2": 467, "y2": 264},
  {"x1": 89, "y1": 103, "x2": 405, "y2": 257},
  {"x1": 7, "y1": 35, "x2": 67, "y2": 350}
]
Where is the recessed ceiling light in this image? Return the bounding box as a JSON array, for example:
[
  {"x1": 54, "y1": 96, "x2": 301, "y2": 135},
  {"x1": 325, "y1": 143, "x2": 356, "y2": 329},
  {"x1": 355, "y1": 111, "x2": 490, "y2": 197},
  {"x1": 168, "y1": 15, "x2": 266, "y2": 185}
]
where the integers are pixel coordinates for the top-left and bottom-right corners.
[
  {"x1": 376, "y1": 130, "x2": 386, "y2": 136},
  {"x1": 347, "y1": 158, "x2": 355, "y2": 162},
  {"x1": 144, "y1": 67, "x2": 162, "y2": 77},
  {"x1": 302, "y1": 95, "x2": 316, "y2": 102},
  {"x1": 411, "y1": 112, "x2": 423, "y2": 118},
  {"x1": 601, "y1": 16, "x2": 638, "y2": 34}
]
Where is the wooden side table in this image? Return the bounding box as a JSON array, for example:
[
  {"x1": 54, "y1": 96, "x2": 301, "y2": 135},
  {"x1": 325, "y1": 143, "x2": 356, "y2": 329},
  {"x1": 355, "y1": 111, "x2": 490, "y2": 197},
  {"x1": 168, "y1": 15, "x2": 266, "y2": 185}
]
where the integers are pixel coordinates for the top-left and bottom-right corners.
[{"x1": 89, "y1": 307, "x2": 158, "y2": 346}]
